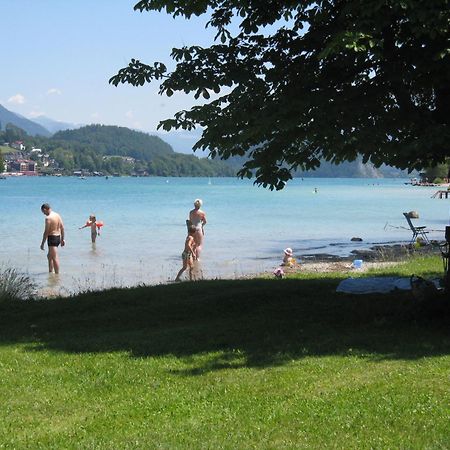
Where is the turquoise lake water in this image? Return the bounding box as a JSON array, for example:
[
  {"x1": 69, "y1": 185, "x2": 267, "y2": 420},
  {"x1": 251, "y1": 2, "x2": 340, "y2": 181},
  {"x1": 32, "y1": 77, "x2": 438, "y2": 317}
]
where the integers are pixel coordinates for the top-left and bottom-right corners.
[{"x1": 0, "y1": 176, "x2": 448, "y2": 295}]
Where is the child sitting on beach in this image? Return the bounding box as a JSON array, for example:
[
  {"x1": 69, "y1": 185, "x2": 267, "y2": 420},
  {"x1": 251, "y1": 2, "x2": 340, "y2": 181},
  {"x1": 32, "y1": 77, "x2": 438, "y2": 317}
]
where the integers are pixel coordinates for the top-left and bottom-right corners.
[
  {"x1": 79, "y1": 215, "x2": 103, "y2": 243},
  {"x1": 175, "y1": 226, "x2": 197, "y2": 281},
  {"x1": 281, "y1": 247, "x2": 296, "y2": 267}
]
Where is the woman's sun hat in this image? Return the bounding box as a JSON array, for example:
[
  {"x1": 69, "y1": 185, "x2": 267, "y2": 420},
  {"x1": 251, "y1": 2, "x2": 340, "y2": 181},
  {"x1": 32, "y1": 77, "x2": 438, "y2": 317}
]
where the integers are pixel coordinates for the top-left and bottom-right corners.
[{"x1": 284, "y1": 247, "x2": 293, "y2": 256}]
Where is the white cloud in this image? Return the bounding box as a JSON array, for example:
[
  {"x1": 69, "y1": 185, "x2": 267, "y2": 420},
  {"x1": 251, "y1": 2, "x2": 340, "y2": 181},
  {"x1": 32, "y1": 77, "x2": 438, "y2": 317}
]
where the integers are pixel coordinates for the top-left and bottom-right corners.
[
  {"x1": 125, "y1": 110, "x2": 134, "y2": 119},
  {"x1": 8, "y1": 94, "x2": 26, "y2": 105},
  {"x1": 46, "y1": 88, "x2": 62, "y2": 96},
  {"x1": 29, "y1": 110, "x2": 45, "y2": 118},
  {"x1": 91, "y1": 112, "x2": 100, "y2": 119}
]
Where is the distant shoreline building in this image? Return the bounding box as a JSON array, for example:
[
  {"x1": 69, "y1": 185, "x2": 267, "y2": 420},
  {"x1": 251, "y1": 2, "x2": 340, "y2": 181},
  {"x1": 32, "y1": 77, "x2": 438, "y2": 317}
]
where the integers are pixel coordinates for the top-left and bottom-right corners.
[{"x1": 7, "y1": 159, "x2": 37, "y2": 175}]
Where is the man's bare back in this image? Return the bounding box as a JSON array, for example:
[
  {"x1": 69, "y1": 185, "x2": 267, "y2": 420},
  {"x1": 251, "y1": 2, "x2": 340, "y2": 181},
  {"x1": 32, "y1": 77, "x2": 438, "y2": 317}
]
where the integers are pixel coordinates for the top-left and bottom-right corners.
[{"x1": 45, "y1": 211, "x2": 64, "y2": 236}]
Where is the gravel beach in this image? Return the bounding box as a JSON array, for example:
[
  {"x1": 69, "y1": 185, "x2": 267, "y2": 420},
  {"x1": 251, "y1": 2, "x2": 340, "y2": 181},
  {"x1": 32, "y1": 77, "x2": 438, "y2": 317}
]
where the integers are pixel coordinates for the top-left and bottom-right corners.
[{"x1": 275, "y1": 242, "x2": 444, "y2": 274}]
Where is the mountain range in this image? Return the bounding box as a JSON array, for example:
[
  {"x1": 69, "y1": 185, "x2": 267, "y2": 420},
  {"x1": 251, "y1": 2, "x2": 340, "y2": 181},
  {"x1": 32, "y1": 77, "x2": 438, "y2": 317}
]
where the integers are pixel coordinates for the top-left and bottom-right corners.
[
  {"x1": 32, "y1": 115, "x2": 80, "y2": 134},
  {"x1": 0, "y1": 104, "x2": 51, "y2": 137}
]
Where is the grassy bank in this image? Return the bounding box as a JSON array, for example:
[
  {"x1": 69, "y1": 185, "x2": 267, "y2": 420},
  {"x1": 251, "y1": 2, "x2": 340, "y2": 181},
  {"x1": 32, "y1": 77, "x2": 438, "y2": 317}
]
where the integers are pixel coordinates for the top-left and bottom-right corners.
[
  {"x1": 0, "y1": 256, "x2": 448, "y2": 448},
  {"x1": 0, "y1": 145, "x2": 16, "y2": 154}
]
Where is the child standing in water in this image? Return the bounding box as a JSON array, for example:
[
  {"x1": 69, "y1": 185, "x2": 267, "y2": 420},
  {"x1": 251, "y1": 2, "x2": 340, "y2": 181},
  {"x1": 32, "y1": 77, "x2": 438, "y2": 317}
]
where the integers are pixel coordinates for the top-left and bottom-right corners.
[
  {"x1": 79, "y1": 215, "x2": 101, "y2": 243},
  {"x1": 175, "y1": 226, "x2": 197, "y2": 281}
]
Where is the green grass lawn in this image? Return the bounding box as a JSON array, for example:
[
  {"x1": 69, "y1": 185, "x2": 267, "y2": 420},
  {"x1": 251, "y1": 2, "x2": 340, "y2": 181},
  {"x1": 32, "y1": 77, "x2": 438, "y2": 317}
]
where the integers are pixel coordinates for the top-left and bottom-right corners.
[
  {"x1": 0, "y1": 256, "x2": 448, "y2": 448},
  {"x1": 0, "y1": 145, "x2": 16, "y2": 154}
]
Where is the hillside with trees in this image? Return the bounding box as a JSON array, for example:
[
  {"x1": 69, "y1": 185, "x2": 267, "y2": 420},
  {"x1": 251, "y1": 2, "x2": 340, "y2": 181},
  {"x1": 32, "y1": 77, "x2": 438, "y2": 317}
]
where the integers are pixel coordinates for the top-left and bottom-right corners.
[
  {"x1": 53, "y1": 125, "x2": 173, "y2": 160},
  {"x1": 49, "y1": 125, "x2": 235, "y2": 176},
  {"x1": 3, "y1": 124, "x2": 235, "y2": 177},
  {"x1": 424, "y1": 160, "x2": 450, "y2": 183}
]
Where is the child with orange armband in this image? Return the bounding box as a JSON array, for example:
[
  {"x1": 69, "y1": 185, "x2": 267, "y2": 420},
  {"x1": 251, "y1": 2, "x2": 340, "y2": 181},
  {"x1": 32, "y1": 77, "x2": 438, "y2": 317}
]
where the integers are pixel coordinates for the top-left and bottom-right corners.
[{"x1": 79, "y1": 214, "x2": 103, "y2": 243}]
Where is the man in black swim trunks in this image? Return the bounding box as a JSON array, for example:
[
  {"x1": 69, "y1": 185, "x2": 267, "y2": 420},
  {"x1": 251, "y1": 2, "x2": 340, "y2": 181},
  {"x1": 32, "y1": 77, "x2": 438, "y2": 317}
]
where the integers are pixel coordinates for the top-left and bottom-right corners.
[{"x1": 40, "y1": 203, "x2": 65, "y2": 274}]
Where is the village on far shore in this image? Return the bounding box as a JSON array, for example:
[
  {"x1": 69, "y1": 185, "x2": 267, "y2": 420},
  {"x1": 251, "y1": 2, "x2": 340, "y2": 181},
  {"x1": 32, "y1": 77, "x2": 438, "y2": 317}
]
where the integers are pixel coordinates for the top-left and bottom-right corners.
[
  {"x1": 0, "y1": 140, "x2": 132, "y2": 178},
  {"x1": 2, "y1": 138, "x2": 450, "y2": 188},
  {"x1": 0, "y1": 119, "x2": 238, "y2": 179}
]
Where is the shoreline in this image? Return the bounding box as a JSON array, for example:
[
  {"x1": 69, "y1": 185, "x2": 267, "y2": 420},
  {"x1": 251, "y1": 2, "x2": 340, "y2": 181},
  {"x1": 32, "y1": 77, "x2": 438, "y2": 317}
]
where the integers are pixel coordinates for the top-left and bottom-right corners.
[
  {"x1": 262, "y1": 242, "x2": 444, "y2": 276},
  {"x1": 35, "y1": 242, "x2": 444, "y2": 298},
  {"x1": 179, "y1": 242, "x2": 444, "y2": 283}
]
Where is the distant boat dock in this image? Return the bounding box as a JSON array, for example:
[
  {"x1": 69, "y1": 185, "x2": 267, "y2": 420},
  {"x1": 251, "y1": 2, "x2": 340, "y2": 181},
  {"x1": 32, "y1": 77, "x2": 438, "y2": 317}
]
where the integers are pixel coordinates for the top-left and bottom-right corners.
[{"x1": 432, "y1": 190, "x2": 450, "y2": 199}]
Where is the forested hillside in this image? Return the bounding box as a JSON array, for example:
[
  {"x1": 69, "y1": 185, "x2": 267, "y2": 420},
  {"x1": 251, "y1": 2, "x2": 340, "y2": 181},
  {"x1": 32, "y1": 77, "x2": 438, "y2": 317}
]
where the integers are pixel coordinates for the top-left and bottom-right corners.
[
  {"x1": 16, "y1": 124, "x2": 235, "y2": 177},
  {"x1": 53, "y1": 125, "x2": 173, "y2": 160}
]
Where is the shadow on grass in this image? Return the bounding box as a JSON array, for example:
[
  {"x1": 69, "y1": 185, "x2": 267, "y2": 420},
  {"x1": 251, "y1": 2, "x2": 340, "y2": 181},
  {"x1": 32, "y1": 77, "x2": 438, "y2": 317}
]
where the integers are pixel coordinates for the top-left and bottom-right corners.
[{"x1": 0, "y1": 275, "x2": 448, "y2": 374}]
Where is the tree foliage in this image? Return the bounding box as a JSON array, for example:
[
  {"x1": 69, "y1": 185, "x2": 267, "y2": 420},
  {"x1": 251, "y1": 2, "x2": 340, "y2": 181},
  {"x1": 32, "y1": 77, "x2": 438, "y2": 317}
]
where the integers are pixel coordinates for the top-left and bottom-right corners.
[
  {"x1": 110, "y1": 0, "x2": 450, "y2": 189},
  {"x1": 3, "y1": 123, "x2": 27, "y2": 143},
  {"x1": 424, "y1": 159, "x2": 450, "y2": 181}
]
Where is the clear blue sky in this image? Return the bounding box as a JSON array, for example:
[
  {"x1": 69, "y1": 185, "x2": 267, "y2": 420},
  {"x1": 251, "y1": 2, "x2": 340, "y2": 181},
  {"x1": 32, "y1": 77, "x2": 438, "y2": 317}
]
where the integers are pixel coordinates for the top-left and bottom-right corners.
[{"x1": 0, "y1": 0, "x2": 218, "y2": 151}]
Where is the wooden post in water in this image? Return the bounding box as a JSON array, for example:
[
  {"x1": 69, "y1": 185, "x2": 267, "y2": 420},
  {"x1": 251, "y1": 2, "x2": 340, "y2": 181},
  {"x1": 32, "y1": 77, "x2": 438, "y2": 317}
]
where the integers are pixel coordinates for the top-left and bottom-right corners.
[{"x1": 444, "y1": 226, "x2": 450, "y2": 292}]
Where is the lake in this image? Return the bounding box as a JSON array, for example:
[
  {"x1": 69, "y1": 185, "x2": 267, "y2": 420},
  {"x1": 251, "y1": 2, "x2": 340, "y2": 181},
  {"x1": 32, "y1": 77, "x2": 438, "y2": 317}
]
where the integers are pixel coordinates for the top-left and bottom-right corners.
[{"x1": 0, "y1": 176, "x2": 447, "y2": 295}]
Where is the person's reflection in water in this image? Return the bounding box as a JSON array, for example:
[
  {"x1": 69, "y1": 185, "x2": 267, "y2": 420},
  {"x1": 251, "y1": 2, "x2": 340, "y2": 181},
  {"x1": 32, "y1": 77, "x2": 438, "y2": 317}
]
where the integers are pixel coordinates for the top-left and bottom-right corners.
[
  {"x1": 192, "y1": 259, "x2": 204, "y2": 280},
  {"x1": 45, "y1": 272, "x2": 61, "y2": 297}
]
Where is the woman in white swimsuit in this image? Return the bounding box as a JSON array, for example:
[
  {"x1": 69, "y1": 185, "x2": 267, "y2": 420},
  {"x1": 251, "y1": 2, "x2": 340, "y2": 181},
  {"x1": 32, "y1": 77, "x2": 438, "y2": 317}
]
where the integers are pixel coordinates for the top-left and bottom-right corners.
[{"x1": 189, "y1": 198, "x2": 207, "y2": 259}]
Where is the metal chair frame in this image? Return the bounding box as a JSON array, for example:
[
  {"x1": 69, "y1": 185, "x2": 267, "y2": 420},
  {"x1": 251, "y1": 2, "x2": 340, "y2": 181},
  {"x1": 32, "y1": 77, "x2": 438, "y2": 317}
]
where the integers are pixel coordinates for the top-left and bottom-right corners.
[{"x1": 403, "y1": 213, "x2": 430, "y2": 245}]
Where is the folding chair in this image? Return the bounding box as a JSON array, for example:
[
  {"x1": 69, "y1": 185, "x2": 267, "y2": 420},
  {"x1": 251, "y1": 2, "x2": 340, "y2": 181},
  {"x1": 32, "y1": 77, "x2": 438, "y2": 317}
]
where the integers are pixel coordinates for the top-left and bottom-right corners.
[{"x1": 403, "y1": 212, "x2": 430, "y2": 244}]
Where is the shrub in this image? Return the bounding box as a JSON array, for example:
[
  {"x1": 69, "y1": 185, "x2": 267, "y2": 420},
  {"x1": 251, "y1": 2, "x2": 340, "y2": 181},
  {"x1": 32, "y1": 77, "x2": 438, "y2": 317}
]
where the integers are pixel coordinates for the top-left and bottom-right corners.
[
  {"x1": 0, "y1": 267, "x2": 37, "y2": 301},
  {"x1": 433, "y1": 177, "x2": 444, "y2": 184}
]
